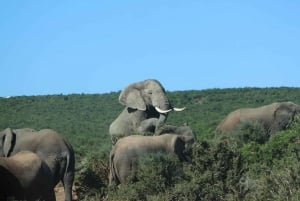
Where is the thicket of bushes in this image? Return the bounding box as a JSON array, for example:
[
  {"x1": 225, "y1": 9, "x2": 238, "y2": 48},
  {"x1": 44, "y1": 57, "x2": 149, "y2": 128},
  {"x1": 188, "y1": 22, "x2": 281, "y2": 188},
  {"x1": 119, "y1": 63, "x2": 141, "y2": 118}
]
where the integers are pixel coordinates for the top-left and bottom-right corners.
[
  {"x1": 1, "y1": 87, "x2": 300, "y2": 200},
  {"x1": 76, "y1": 116, "x2": 300, "y2": 200}
]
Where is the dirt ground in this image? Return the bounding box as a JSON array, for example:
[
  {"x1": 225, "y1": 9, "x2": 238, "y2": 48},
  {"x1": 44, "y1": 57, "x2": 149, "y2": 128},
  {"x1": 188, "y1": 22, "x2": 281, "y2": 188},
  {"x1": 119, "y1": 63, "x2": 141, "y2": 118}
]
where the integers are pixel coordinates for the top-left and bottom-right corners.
[{"x1": 54, "y1": 182, "x2": 78, "y2": 201}]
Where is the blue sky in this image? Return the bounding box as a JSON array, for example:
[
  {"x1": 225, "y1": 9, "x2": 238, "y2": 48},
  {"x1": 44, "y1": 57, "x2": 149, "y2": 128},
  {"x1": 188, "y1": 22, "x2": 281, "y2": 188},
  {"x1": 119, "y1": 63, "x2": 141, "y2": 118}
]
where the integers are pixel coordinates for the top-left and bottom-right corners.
[{"x1": 0, "y1": 1, "x2": 299, "y2": 97}]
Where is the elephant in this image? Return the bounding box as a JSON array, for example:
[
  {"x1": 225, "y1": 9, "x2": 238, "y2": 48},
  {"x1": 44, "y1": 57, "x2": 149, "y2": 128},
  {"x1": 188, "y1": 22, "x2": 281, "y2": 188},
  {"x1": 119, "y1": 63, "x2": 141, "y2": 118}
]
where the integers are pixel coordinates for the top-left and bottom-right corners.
[
  {"x1": 0, "y1": 128, "x2": 75, "y2": 201},
  {"x1": 0, "y1": 151, "x2": 55, "y2": 201},
  {"x1": 109, "y1": 130, "x2": 196, "y2": 185},
  {"x1": 154, "y1": 124, "x2": 194, "y2": 137},
  {"x1": 109, "y1": 79, "x2": 185, "y2": 140},
  {"x1": 215, "y1": 101, "x2": 300, "y2": 135}
]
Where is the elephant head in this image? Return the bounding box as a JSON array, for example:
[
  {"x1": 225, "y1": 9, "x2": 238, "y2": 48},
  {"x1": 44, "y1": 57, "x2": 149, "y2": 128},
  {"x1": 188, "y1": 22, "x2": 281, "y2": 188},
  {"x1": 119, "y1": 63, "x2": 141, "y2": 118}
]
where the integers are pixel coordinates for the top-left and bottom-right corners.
[
  {"x1": 270, "y1": 101, "x2": 300, "y2": 134},
  {"x1": 155, "y1": 124, "x2": 196, "y2": 152},
  {"x1": 109, "y1": 79, "x2": 185, "y2": 138}
]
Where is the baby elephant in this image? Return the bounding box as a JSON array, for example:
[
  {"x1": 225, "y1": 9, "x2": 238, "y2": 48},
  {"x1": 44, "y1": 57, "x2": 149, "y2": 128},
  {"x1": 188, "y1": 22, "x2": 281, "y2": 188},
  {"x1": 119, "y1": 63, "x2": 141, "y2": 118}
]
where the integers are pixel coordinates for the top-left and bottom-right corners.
[
  {"x1": 0, "y1": 151, "x2": 55, "y2": 201},
  {"x1": 109, "y1": 133, "x2": 195, "y2": 185}
]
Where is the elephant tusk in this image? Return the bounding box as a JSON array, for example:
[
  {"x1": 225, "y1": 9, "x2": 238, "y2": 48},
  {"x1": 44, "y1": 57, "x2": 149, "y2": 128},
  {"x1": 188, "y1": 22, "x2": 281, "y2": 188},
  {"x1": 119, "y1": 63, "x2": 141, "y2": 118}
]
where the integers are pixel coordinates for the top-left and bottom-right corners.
[
  {"x1": 173, "y1": 107, "x2": 186, "y2": 112},
  {"x1": 155, "y1": 107, "x2": 172, "y2": 113}
]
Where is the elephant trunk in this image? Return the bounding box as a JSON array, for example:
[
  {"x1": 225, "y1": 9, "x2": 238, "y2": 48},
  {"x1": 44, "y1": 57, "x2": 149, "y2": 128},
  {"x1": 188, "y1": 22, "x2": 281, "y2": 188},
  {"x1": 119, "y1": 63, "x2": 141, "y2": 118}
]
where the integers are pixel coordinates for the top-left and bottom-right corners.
[
  {"x1": 155, "y1": 113, "x2": 168, "y2": 131},
  {"x1": 154, "y1": 93, "x2": 185, "y2": 113},
  {"x1": 153, "y1": 95, "x2": 171, "y2": 131},
  {"x1": 154, "y1": 96, "x2": 182, "y2": 130}
]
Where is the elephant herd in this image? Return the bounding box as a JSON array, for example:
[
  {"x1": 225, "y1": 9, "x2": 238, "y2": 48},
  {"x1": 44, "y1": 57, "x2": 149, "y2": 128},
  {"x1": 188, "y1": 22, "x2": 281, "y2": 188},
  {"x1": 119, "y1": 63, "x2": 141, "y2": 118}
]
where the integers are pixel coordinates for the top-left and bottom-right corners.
[
  {"x1": 1, "y1": 78, "x2": 300, "y2": 200},
  {"x1": 108, "y1": 79, "x2": 193, "y2": 185},
  {"x1": 109, "y1": 80, "x2": 300, "y2": 185}
]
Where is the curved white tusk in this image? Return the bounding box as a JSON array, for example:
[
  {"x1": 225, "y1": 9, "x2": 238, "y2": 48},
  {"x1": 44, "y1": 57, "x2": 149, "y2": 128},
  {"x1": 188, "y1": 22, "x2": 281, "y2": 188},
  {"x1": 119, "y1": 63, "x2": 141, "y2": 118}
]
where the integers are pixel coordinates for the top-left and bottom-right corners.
[
  {"x1": 155, "y1": 107, "x2": 172, "y2": 113},
  {"x1": 173, "y1": 107, "x2": 186, "y2": 112}
]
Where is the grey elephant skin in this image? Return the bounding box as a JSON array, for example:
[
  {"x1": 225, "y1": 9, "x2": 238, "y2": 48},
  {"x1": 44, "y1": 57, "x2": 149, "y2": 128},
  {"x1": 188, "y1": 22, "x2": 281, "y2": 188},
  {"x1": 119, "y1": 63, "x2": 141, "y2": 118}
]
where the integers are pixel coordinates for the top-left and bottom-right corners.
[
  {"x1": 109, "y1": 131, "x2": 195, "y2": 185},
  {"x1": 0, "y1": 151, "x2": 55, "y2": 201},
  {"x1": 0, "y1": 128, "x2": 75, "y2": 201},
  {"x1": 216, "y1": 101, "x2": 300, "y2": 135},
  {"x1": 155, "y1": 124, "x2": 195, "y2": 137},
  {"x1": 109, "y1": 79, "x2": 185, "y2": 138}
]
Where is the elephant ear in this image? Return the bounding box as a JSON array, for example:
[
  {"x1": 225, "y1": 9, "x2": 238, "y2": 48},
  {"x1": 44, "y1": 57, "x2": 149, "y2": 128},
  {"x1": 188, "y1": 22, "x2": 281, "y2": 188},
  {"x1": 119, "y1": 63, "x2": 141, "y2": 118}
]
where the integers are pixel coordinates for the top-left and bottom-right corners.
[
  {"x1": 172, "y1": 136, "x2": 186, "y2": 161},
  {"x1": 271, "y1": 103, "x2": 293, "y2": 134},
  {"x1": 274, "y1": 103, "x2": 294, "y2": 119},
  {"x1": 119, "y1": 87, "x2": 146, "y2": 111},
  {"x1": 3, "y1": 128, "x2": 14, "y2": 157}
]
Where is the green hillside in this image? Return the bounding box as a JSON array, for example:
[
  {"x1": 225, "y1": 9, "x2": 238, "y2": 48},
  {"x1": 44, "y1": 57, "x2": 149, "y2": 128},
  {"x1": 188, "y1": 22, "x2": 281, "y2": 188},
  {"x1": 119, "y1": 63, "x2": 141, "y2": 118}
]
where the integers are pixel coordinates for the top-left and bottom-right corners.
[
  {"x1": 1, "y1": 87, "x2": 299, "y2": 155},
  {"x1": 1, "y1": 87, "x2": 300, "y2": 200}
]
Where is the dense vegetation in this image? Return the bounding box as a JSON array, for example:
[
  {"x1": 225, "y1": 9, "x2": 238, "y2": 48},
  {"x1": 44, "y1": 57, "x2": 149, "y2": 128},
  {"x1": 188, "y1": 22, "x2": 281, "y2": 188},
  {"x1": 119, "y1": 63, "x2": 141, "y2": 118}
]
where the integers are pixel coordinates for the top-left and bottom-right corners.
[{"x1": 1, "y1": 87, "x2": 300, "y2": 200}]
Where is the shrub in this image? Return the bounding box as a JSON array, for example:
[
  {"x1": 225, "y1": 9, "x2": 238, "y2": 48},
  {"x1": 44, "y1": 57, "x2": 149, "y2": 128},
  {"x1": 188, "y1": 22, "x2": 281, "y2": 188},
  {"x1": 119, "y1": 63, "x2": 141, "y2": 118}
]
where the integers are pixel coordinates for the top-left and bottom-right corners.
[
  {"x1": 240, "y1": 115, "x2": 300, "y2": 200},
  {"x1": 107, "y1": 153, "x2": 184, "y2": 201},
  {"x1": 243, "y1": 164, "x2": 300, "y2": 201},
  {"x1": 107, "y1": 139, "x2": 248, "y2": 201},
  {"x1": 75, "y1": 153, "x2": 109, "y2": 200},
  {"x1": 238, "y1": 121, "x2": 269, "y2": 144},
  {"x1": 166, "y1": 139, "x2": 247, "y2": 201}
]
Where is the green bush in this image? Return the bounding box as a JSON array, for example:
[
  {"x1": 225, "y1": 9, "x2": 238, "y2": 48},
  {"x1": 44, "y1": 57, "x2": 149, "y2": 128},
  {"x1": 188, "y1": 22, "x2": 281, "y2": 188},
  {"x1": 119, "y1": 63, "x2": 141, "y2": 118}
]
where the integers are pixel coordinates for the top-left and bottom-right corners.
[
  {"x1": 240, "y1": 115, "x2": 300, "y2": 167},
  {"x1": 240, "y1": 115, "x2": 300, "y2": 200},
  {"x1": 2, "y1": 88, "x2": 300, "y2": 199},
  {"x1": 243, "y1": 163, "x2": 300, "y2": 201},
  {"x1": 107, "y1": 153, "x2": 184, "y2": 201},
  {"x1": 173, "y1": 139, "x2": 246, "y2": 201},
  {"x1": 106, "y1": 139, "x2": 247, "y2": 201},
  {"x1": 217, "y1": 121, "x2": 269, "y2": 147},
  {"x1": 238, "y1": 121, "x2": 269, "y2": 144},
  {"x1": 75, "y1": 153, "x2": 109, "y2": 200}
]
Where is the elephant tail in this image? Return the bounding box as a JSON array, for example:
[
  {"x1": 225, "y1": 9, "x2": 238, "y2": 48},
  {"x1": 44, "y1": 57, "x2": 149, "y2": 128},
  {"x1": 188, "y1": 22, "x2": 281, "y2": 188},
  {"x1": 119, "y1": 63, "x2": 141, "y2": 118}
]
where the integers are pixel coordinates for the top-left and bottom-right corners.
[
  {"x1": 61, "y1": 140, "x2": 75, "y2": 197},
  {"x1": 109, "y1": 149, "x2": 119, "y2": 186},
  {"x1": 61, "y1": 150, "x2": 75, "y2": 201},
  {"x1": 64, "y1": 140, "x2": 75, "y2": 176},
  {"x1": 59, "y1": 150, "x2": 75, "y2": 180}
]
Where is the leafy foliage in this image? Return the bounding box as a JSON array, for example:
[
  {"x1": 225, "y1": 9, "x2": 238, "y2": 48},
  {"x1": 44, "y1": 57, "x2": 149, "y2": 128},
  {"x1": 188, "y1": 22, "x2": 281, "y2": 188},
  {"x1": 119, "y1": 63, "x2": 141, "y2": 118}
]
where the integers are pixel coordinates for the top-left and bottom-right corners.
[
  {"x1": 75, "y1": 153, "x2": 109, "y2": 200},
  {"x1": 218, "y1": 121, "x2": 269, "y2": 146},
  {"x1": 240, "y1": 116, "x2": 300, "y2": 201},
  {"x1": 0, "y1": 93, "x2": 121, "y2": 159},
  {"x1": 106, "y1": 139, "x2": 245, "y2": 201},
  {"x1": 1, "y1": 87, "x2": 300, "y2": 200},
  {"x1": 107, "y1": 153, "x2": 184, "y2": 201}
]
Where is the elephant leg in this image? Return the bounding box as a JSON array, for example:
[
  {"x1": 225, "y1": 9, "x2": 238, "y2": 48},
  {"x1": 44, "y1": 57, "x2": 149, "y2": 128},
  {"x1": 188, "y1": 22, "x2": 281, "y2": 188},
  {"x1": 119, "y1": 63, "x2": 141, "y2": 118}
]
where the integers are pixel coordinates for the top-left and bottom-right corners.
[
  {"x1": 45, "y1": 189, "x2": 56, "y2": 201},
  {"x1": 138, "y1": 118, "x2": 158, "y2": 134},
  {"x1": 24, "y1": 189, "x2": 55, "y2": 201},
  {"x1": 62, "y1": 171, "x2": 75, "y2": 201}
]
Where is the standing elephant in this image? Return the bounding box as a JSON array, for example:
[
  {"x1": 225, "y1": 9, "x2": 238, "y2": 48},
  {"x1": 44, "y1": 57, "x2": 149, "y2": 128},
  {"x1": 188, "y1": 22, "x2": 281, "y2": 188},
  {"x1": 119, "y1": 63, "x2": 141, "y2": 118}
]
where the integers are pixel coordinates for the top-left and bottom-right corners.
[
  {"x1": 0, "y1": 151, "x2": 55, "y2": 201},
  {"x1": 0, "y1": 128, "x2": 75, "y2": 201},
  {"x1": 109, "y1": 131, "x2": 196, "y2": 185},
  {"x1": 109, "y1": 79, "x2": 185, "y2": 139},
  {"x1": 216, "y1": 101, "x2": 300, "y2": 135}
]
